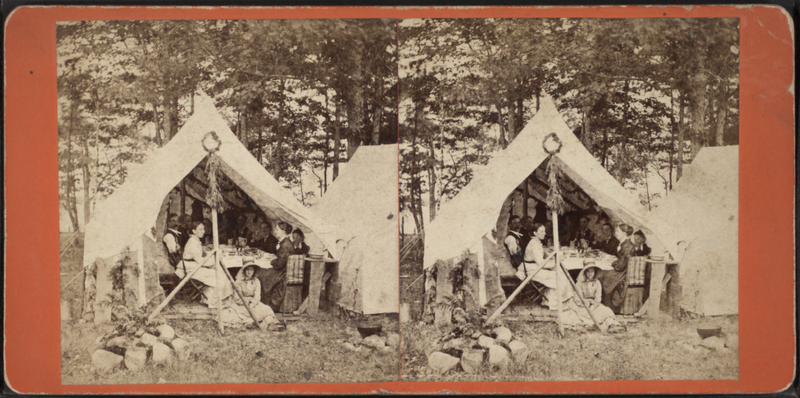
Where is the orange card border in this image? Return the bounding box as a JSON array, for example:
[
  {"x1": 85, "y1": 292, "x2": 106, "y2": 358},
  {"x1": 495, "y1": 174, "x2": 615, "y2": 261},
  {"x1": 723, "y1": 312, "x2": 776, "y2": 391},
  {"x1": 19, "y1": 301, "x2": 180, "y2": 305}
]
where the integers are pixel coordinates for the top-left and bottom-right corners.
[{"x1": 4, "y1": 5, "x2": 795, "y2": 394}]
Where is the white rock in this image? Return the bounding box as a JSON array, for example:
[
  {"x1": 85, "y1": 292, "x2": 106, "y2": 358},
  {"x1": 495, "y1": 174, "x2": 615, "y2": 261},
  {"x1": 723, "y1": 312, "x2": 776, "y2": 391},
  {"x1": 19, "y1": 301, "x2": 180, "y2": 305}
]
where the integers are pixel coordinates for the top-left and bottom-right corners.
[
  {"x1": 488, "y1": 345, "x2": 510, "y2": 370},
  {"x1": 508, "y1": 340, "x2": 529, "y2": 364},
  {"x1": 140, "y1": 333, "x2": 159, "y2": 347},
  {"x1": 700, "y1": 336, "x2": 726, "y2": 351},
  {"x1": 493, "y1": 327, "x2": 513, "y2": 346},
  {"x1": 477, "y1": 335, "x2": 495, "y2": 348},
  {"x1": 156, "y1": 324, "x2": 175, "y2": 343},
  {"x1": 171, "y1": 338, "x2": 192, "y2": 360},
  {"x1": 385, "y1": 333, "x2": 400, "y2": 349},
  {"x1": 443, "y1": 337, "x2": 467, "y2": 351},
  {"x1": 341, "y1": 342, "x2": 357, "y2": 351},
  {"x1": 362, "y1": 334, "x2": 386, "y2": 349},
  {"x1": 428, "y1": 352, "x2": 460, "y2": 374},
  {"x1": 460, "y1": 349, "x2": 484, "y2": 374},
  {"x1": 124, "y1": 347, "x2": 148, "y2": 371},
  {"x1": 92, "y1": 349, "x2": 123, "y2": 373},
  {"x1": 151, "y1": 342, "x2": 172, "y2": 365}
]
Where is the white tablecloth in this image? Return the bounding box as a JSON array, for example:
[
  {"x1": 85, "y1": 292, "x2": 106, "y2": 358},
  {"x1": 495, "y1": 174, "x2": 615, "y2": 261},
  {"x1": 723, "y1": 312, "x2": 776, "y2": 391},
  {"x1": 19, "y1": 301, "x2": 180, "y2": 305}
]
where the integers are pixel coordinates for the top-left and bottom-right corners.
[
  {"x1": 216, "y1": 246, "x2": 275, "y2": 270},
  {"x1": 559, "y1": 253, "x2": 617, "y2": 271}
]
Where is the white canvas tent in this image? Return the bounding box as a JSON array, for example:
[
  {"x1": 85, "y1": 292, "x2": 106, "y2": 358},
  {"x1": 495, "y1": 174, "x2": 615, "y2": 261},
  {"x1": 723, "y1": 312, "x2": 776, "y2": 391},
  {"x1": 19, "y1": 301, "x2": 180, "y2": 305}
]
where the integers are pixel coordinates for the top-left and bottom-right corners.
[
  {"x1": 314, "y1": 145, "x2": 399, "y2": 314},
  {"x1": 424, "y1": 97, "x2": 669, "y2": 307},
  {"x1": 82, "y1": 93, "x2": 339, "y2": 314},
  {"x1": 648, "y1": 146, "x2": 738, "y2": 316}
]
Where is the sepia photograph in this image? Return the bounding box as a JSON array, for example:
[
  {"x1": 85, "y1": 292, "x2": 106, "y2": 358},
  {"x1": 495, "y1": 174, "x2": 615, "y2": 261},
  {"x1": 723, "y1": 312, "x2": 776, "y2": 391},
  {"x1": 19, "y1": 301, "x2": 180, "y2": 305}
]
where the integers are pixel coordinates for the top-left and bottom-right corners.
[
  {"x1": 57, "y1": 19, "x2": 400, "y2": 384},
  {"x1": 398, "y1": 17, "x2": 740, "y2": 381}
]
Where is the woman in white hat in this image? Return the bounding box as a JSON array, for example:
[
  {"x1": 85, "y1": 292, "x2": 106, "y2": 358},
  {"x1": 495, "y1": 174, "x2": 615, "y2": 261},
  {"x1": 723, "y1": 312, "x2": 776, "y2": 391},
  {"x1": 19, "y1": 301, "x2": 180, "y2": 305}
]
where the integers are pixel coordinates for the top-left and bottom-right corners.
[
  {"x1": 222, "y1": 257, "x2": 279, "y2": 328},
  {"x1": 563, "y1": 259, "x2": 625, "y2": 333}
]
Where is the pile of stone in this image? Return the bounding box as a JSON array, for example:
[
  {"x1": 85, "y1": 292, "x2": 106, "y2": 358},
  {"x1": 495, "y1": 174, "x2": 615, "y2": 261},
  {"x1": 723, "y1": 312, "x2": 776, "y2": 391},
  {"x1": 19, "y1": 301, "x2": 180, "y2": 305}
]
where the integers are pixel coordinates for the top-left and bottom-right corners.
[
  {"x1": 682, "y1": 332, "x2": 737, "y2": 355},
  {"x1": 338, "y1": 327, "x2": 399, "y2": 355},
  {"x1": 90, "y1": 320, "x2": 192, "y2": 373},
  {"x1": 427, "y1": 326, "x2": 528, "y2": 374}
]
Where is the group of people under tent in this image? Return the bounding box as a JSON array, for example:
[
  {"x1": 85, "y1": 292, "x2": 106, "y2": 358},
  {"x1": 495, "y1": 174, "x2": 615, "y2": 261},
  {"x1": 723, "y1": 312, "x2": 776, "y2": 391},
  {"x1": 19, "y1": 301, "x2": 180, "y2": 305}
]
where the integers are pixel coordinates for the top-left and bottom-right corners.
[
  {"x1": 503, "y1": 214, "x2": 653, "y2": 333},
  {"x1": 161, "y1": 209, "x2": 311, "y2": 329}
]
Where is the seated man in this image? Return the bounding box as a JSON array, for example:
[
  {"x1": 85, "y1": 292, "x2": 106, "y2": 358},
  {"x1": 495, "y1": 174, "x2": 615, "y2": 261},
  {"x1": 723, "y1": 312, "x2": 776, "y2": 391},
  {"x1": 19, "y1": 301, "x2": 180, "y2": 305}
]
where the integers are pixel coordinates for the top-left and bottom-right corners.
[
  {"x1": 592, "y1": 222, "x2": 620, "y2": 256},
  {"x1": 253, "y1": 220, "x2": 279, "y2": 254},
  {"x1": 569, "y1": 216, "x2": 594, "y2": 247},
  {"x1": 503, "y1": 216, "x2": 524, "y2": 269},
  {"x1": 632, "y1": 230, "x2": 652, "y2": 256},
  {"x1": 519, "y1": 216, "x2": 535, "y2": 254},
  {"x1": 162, "y1": 213, "x2": 184, "y2": 268}
]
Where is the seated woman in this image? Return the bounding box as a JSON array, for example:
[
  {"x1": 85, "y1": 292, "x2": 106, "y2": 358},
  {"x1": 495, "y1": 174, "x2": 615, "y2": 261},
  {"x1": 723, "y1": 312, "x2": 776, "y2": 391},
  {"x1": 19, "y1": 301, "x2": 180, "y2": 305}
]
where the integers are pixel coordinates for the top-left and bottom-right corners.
[
  {"x1": 291, "y1": 229, "x2": 310, "y2": 255},
  {"x1": 221, "y1": 258, "x2": 280, "y2": 328},
  {"x1": 597, "y1": 225, "x2": 635, "y2": 313},
  {"x1": 563, "y1": 261, "x2": 625, "y2": 333},
  {"x1": 176, "y1": 220, "x2": 232, "y2": 309},
  {"x1": 518, "y1": 223, "x2": 573, "y2": 309},
  {"x1": 256, "y1": 221, "x2": 294, "y2": 311}
]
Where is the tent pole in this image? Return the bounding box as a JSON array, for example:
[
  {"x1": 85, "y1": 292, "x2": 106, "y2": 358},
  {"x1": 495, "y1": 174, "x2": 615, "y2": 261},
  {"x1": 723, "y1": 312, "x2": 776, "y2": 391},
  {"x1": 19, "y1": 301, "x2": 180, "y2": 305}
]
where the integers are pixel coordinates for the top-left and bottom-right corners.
[
  {"x1": 218, "y1": 256, "x2": 267, "y2": 331},
  {"x1": 485, "y1": 251, "x2": 556, "y2": 325},
  {"x1": 556, "y1": 260, "x2": 607, "y2": 333},
  {"x1": 212, "y1": 208, "x2": 224, "y2": 334},
  {"x1": 147, "y1": 249, "x2": 217, "y2": 322},
  {"x1": 552, "y1": 208, "x2": 564, "y2": 337}
]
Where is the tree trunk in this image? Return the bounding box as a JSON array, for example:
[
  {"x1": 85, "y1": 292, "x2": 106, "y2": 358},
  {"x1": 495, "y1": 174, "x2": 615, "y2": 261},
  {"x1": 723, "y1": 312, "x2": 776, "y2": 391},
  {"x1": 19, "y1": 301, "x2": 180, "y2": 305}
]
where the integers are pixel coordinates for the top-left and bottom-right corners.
[
  {"x1": 715, "y1": 98, "x2": 728, "y2": 146},
  {"x1": 274, "y1": 79, "x2": 286, "y2": 178},
  {"x1": 346, "y1": 46, "x2": 364, "y2": 160},
  {"x1": 323, "y1": 91, "x2": 330, "y2": 193},
  {"x1": 582, "y1": 106, "x2": 592, "y2": 152},
  {"x1": 426, "y1": 136, "x2": 437, "y2": 222},
  {"x1": 82, "y1": 133, "x2": 92, "y2": 225},
  {"x1": 163, "y1": 91, "x2": 175, "y2": 142},
  {"x1": 689, "y1": 52, "x2": 708, "y2": 159},
  {"x1": 151, "y1": 102, "x2": 161, "y2": 146},
  {"x1": 65, "y1": 103, "x2": 80, "y2": 232},
  {"x1": 333, "y1": 102, "x2": 341, "y2": 181},
  {"x1": 371, "y1": 104, "x2": 383, "y2": 145},
  {"x1": 240, "y1": 108, "x2": 247, "y2": 146},
  {"x1": 496, "y1": 101, "x2": 506, "y2": 149},
  {"x1": 676, "y1": 96, "x2": 686, "y2": 181},
  {"x1": 507, "y1": 96, "x2": 517, "y2": 143}
]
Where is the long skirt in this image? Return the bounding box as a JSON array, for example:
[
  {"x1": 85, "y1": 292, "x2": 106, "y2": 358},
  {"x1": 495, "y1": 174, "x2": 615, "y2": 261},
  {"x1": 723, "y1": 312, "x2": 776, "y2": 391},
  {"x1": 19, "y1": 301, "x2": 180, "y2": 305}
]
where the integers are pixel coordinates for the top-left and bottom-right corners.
[
  {"x1": 516, "y1": 262, "x2": 574, "y2": 309},
  {"x1": 597, "y1": 269, "x2": 628, "y2": 314},
  {"x1": 562, "y1": 300, "x2": 621, "y2": 328},
  {"x1": 221, "y1": 298, "x2": 279, "y2": 327},
  {"x1": 256, "y1": 268, "x2": 286, "y2": 312},
  {"x1": 176, "y1": 262, "x2": 233, "y2": 309}
]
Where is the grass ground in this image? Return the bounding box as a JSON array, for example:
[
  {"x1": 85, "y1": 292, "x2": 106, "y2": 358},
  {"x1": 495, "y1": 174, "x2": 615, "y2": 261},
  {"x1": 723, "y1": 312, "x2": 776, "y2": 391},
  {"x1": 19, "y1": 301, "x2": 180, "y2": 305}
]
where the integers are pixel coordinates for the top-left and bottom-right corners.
[
  {"x1": 60, "y1": 234, "x2": 399, "y2": 384},
  {"x1": 401, "y1": 314, "x2": 738, "y2": 381},
  {"x1": 399, "y1": 235, "x2": 738, "y2": 381}
]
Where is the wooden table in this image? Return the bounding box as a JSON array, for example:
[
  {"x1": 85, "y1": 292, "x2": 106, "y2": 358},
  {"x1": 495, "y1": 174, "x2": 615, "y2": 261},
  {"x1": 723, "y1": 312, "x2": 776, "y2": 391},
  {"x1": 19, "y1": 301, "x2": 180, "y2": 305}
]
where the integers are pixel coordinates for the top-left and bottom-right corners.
[
  {"x1": 304, "y1": 257, "x2": 338, "y2": 315},
  {"x1": 644, "y1": 259, "x2": 679, "y2": 319}
]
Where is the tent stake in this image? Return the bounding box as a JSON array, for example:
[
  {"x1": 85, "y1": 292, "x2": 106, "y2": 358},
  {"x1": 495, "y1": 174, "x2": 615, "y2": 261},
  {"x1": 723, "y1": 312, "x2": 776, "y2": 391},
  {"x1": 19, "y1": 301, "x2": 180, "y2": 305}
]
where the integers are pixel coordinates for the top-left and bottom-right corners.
[
  {"x1": 147, "y1": 250, "x2": 217, "y2": 323},
  {"x1": 485, "y1": 251, "x2": 556, "y2": 325}
]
